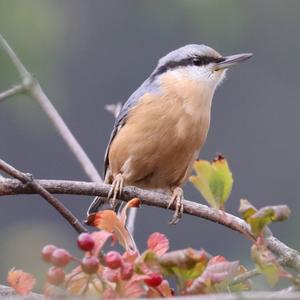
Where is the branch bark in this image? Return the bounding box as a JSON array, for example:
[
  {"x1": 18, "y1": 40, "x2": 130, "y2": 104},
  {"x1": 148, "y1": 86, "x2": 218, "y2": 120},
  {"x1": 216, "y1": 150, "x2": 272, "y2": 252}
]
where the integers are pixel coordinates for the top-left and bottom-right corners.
[
  {"x1": 0, "y1": 160, "x2": 87, "y2": 234},
  {"x1": 1, "y1": 177, "x2": 300, "y2": 273},
  {"x1": 0, "y1": 85, "x2": 24, "y2": 102}
]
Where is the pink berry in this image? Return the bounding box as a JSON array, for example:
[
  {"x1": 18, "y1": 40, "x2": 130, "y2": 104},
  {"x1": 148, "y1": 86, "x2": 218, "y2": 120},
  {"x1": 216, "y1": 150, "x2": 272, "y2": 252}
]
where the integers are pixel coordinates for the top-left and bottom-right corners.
[
  {"x1": 41, "y1": 245, "x2": 56, "y2": 263},
  {"x1": 50, "y1": 248, "x2": 71, "y2": 267},
  {"x1": 47, "y1": 266, "x2": 65, "y2": 285},
  {"x1": 105, "y1": 251, "x2": 122, "y2": 269},
  {"x1": 77, "y1": 233, "x2": 95, "y2": 251},
  {"x1": 144, "y1": 273, "x2": 163, "y2": 287},
  {"x1": 81, "y1": 256, "x2": 99, "y2": 274},
  {"x1": 120, "y1": 263, "x2": 133, "y2": 280}
]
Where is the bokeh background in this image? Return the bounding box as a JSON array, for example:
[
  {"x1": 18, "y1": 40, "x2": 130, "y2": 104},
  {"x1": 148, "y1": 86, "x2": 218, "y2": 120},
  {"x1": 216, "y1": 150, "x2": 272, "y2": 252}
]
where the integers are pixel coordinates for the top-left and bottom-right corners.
[{"x1": 0, "y1": 0, "x2": 300, "y2": 290}]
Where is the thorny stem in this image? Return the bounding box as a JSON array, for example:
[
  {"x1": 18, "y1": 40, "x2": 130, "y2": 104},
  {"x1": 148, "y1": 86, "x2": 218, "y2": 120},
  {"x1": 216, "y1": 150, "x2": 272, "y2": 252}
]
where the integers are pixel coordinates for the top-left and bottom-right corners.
[{"x1": 0, "y1": 159, "x2": 87, "y2": 234}]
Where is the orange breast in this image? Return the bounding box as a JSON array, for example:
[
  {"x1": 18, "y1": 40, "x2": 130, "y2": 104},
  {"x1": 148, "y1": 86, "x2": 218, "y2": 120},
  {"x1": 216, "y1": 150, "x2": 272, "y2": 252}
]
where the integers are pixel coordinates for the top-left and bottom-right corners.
[{"x1": 108, "y1": 73, "x2": 213, "y2": 190}]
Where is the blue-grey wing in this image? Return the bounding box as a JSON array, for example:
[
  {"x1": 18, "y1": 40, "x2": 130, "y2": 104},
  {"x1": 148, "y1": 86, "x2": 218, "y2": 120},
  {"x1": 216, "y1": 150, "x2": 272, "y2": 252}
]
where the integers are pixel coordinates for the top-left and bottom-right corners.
[{"x1": 103, "y1": 78, "x2": 159, "y2": 177}]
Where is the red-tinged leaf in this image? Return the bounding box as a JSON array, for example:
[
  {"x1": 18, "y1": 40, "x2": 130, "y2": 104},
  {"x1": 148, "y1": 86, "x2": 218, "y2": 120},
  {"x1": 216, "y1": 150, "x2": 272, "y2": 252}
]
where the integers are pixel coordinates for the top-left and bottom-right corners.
[
  {"x1": 123, "y1": 251, "x2": 139, "y2": 264},
  {"x1": 147, "y1": 280, "x2": 173, "y2": 298},
  {"x1": 102, "y1": 287, "x2": 118, "y2": 299},
  {"x1": 208, "y1": 256, "x2": 227, "y2": 265},
  {"x1": 116, "y1": 274, "x2": 148, "y2": 298},
  {"x1": 147, "y1": 232, "x2": 169, "y2": 256},
  {"x1": 159, "y1": 248, "x2": 207, "y2": 269},
  {"x1": 89, "y1": 210, "x2": 137, "y2": 253},
  {"x1": 102, "y1": 267, "x2": 119, "y2": 283},
  {"x1": 7, "y1": 268, "x2": 36, "y2": 296},
  {"x1": 119, "y1": 198, "x2": 141, "y2": 225},
  {"x1": 91, "y1": 230, "x2": 112, "y2": 256},
  {"x1": 186, "y1": 259, "x2": 240, "y2": 294},
  {"x1": 204, "y1": 260, "x2": 240, "y2": 283}
]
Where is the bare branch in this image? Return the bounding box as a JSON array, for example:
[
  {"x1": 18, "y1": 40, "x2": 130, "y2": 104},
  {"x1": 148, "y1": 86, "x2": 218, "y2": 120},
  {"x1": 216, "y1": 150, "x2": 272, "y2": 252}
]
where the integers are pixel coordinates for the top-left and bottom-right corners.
[
  {"x1": 0, "y1": 33, "x2": 102, "y2": 183},
  {"x1": 0, "y1": 159, "x2": 87, "y2": 234},
  {"x1": 0, "y1": 85, "x2": 24, "y2": 102},
  {"x1": 29, "y1": 83, "x2": 102, "y2": 182},
  {"x1": 0, "y1": 34, "x2": 30, "y2": 80},
  {"x1": 1, "y1": 177, "x2": 300, "y2": 273}
]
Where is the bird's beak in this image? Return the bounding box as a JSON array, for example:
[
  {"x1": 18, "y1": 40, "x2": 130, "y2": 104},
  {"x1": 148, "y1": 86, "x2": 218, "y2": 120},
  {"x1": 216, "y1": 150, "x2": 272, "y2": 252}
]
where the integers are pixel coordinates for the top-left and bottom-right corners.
[{"x1": 214, "y1": 53, "x2": 253, "y2": 71}]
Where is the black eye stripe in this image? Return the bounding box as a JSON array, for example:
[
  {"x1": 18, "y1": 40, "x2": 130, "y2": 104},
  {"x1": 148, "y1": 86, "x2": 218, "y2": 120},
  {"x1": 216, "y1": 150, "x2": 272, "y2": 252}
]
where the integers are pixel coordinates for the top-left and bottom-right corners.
[{"x1": 151, "y1": 56, "x2": 225, "y2": 80}]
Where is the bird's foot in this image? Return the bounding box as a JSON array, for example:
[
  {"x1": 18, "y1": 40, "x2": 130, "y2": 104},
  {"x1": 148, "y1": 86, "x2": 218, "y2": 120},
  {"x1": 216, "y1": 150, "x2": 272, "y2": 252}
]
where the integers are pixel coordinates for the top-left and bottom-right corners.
[
  {"x1": 167, "y1": 187, "x2": 184, "y2": 225},
  {"x1": 108, "y1": 173, "x2": 124, "y2": 209}
]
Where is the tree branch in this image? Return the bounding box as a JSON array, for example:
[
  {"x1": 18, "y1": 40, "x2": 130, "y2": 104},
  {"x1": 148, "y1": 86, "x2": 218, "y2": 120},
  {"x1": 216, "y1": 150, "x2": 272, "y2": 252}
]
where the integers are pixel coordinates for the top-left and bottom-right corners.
[
  {"x1": 1, "y1": 177, "x2": 300, "y2": 273},
  {"x1": 0, "y1": 33, "x2": 102, "y2": 182},
  {"x1": 0, "y1": 159, "x2": 87, "y2": 234},
  {"x1": 0, "y1": 34, "x2": 30, "y2": 80},
  {"x1": 0, "y1": 85, "x2": 24, "y2": 102}
]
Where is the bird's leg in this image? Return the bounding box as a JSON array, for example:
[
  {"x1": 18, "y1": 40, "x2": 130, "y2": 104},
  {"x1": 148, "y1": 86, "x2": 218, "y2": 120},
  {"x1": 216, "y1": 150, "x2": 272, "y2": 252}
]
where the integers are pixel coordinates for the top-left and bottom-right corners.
[
  {"x1": 167, "y1": 187, "x2": 184, "y2": 224},
  {"x1": 107, "y1": 173, "x2": 124, "y2": 209}
]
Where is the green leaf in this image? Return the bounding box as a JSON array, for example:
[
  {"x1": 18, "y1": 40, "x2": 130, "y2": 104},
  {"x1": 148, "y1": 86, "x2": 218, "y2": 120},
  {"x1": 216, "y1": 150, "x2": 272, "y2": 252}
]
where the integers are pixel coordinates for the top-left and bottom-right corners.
[
  {"x1": 186, "y1": 257, "x2": 241, "y2": 295},
  {"x1": 251, "y1": 244, "x2": 281, "y2": 287},
  {"x1": 189, "y1": 154, "x2": 233, "y2": 209},
  {"x1": 158, "y1": 249, "x2": 208, "y2": 291},
  {"x1": 238, "y1": 199, "x2": 257, "y2": 222},
  {"x1": 240, "y1": 202, "x2": 291, "y2": 237}
]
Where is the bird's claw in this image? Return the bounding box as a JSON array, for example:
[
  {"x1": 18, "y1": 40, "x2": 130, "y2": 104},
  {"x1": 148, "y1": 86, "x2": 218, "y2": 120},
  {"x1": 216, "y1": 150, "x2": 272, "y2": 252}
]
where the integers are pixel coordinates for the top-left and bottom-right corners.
[
  {"x1": 168, "y1": 187, "x2": 184, "y2": 224},
  {"x1": 107, "y1": 173, "x2": 124, "y2": 209}
]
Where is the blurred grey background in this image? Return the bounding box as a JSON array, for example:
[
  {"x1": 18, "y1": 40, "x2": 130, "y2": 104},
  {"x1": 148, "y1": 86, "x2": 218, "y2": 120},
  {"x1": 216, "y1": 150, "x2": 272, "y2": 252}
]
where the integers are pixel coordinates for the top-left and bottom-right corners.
[{"x1": 0, "y1": 0, "x2": 299, "y2": 289}]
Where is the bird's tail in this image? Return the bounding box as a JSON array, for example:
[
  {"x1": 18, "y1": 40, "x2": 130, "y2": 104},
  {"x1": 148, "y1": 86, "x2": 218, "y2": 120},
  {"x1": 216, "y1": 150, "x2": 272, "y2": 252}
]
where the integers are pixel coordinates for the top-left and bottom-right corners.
[{"x1": 87, "y1": 195, "x2": 123, "y2": 215}]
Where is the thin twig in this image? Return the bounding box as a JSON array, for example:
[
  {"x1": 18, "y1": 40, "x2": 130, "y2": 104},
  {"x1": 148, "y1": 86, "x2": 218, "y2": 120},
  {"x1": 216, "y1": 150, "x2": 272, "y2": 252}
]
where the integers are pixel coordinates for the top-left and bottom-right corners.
[
  {"x1": 0, "y1": 160, "x2": 87, "y2": 234},
  {"x1": 0, "y1": 33, "x2": 102, "y2": 183},
  {"x1": 0, "y1": 85, "x2": 24, "y2": 102},
  {"x1": 230, "y1": 268, "x2": 261, "y2": 286},
  {"x1": 0, "y1": 34, "x2": 30, "y2": 80},
  {"x1": 1, "y1": 177, "x2": 300, "y2": 273}
]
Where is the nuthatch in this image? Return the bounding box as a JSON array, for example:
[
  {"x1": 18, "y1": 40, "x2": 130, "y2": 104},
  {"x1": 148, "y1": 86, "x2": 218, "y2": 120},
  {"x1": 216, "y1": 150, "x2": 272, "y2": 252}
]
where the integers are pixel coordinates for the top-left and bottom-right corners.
[{"x1": 88, "y1": 44, "x2": 252, "y2": 224}]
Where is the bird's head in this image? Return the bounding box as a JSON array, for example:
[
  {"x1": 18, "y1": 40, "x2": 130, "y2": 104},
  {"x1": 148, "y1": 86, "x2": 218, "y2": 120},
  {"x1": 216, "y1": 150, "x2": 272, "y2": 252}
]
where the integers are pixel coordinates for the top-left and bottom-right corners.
[{"x1": 151, "y1": 44, "x2": 252, "y2": 91}]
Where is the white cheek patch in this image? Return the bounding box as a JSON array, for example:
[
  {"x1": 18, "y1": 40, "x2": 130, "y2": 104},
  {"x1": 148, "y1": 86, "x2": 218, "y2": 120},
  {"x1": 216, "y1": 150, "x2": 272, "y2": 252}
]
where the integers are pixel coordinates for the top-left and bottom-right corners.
[{"x1": 168, "y1": 69, "x2": 185, "y2": 81}]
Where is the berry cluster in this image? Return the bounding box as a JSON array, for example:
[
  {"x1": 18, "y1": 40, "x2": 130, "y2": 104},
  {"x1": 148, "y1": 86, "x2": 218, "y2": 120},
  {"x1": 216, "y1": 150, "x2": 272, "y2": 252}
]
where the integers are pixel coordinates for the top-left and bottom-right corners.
[
  {"x1": 41, "y1": 232, "x2": 163, "y2": 292},
  {"x1": 41, "y1": 233, "x2": 100, "y2": 286}
]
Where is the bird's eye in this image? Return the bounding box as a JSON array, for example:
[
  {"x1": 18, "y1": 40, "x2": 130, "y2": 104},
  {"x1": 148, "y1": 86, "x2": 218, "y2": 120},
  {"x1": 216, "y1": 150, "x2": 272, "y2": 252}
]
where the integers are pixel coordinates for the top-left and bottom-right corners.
[{"x1": 192, "y1": 58, "x2": 202, "y2": 66}]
